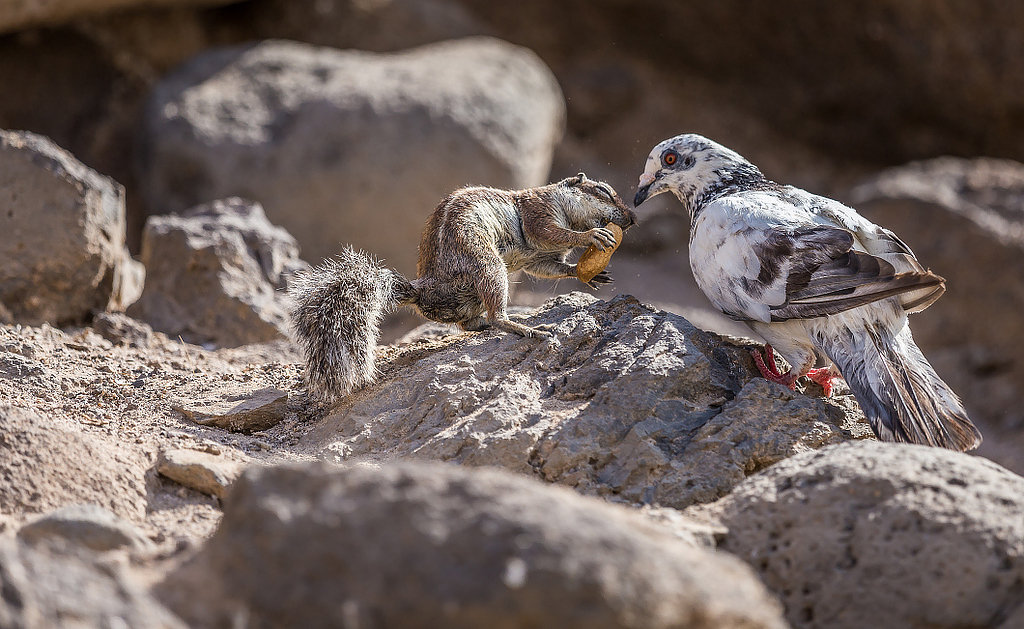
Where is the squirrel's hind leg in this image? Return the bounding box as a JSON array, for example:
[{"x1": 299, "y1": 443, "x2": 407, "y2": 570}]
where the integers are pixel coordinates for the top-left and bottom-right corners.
[
  {"x1": 474, "y1": 265, "x2": 551, "y2": 339},
  {"x1": 491, "y1": 317, "x2": 551, "y2": 339}
]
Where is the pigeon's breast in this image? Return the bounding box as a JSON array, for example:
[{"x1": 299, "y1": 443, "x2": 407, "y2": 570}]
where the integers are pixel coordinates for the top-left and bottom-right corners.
[{"x1": 689, "y1": 200, "x2": 773, "y2": 322}]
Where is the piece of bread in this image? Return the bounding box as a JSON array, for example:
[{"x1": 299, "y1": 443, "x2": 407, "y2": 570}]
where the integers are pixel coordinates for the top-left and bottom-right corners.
[{"x1": 576, "y1": 223, "x2": 624, "y2": 283}]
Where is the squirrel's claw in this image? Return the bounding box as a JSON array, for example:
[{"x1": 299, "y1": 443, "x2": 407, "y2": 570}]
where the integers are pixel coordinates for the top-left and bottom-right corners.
[
  {"x1": 587, "y1": 227, "x2": 617, "y2": 250},
  {"x1": 586, "y1": 271, "x2": 613, "y2": 289}
]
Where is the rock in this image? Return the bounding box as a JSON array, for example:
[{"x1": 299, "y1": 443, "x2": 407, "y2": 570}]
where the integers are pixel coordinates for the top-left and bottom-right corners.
[
  {"x1": 128, "y1": 198, "x2": 306, "y2": 347},
  {"x1": 0, "y1": 0, "x2": 239, "y2": 34},
  {"x1": 850, "y1": 157, "x2": 1024, "y2": 472},
  {"x1": 92, "y1": 311, "x2": 155, "y2": 347},
  {"x1": 175, "y1": 387, "x2": 288, "y2": 433},
  {"x1": 161, "y1": 461, "x2": 787, "y2": 629},
  {"x1": 141, "y1": 37, "x2": 565, "y2": 270},
  {"x1": 309, "y1": 293, "x2": 871, "y2": 509},
  {"x1": 695, "y1": 441, "x2": 1024, "y2": 629},
  {"x1": 157, "y1": 448, "x2": 245, "y2": 499},
  {"x1": 0, "y1": 405, "x2": 148, "y2": 521},
  {"x1": 0, "y1": 129, "x2": 143, "y2": 325},
  {"x1": 0, "y1": 352, "x2": 58, "y2": 389},
  {"x1": 17, "y1": 503, "x2": 152, "y2": 552},
  {"x1": 0, "y1": 537, "x2": 185, "y2": 628}
]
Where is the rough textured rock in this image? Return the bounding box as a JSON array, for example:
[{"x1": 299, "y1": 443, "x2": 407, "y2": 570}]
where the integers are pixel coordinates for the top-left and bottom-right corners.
[
  {"x1": 176, "y1": 387, "x2": 288, "y2": 433},
  {"x1": 162, "y1": 461, "x2": 787, "y2": 629},
  {"x1": 851, "y1": 158, "x2": 1024, "y2": 472},
  {"x1": 0, "y1": 0, "x2": 239, "y2": 34},
  {"x1": 92, "y1": 310, "x2": 155, "y2": 347},
  {"x1": 696, "y1": 441, "x2": 1024, "y2": 629},
  {"x1": 17, "y1": 503, "x2": 152, "y2": 552},
  {"x1": 128, "y1": 197, "x2": 306, "y2": 347},
  {"x1": 310, "y1": 293, "x2": 871, "y2": 508},
  {"x1": 157, "y1": 448, "x2": 245, "y2": 498},
  {"x1": 0, "y1": 405, "x2": 149, "y2": 521},
  {"x1": 141, "y1": 37, "x2": 565, "y2": 270},
  {"x1": 0, "y1": 130, "x2": 143, "y2": 325},
  {"x1": 0, "y1": 537, "x2": 184, "y2": 628}
]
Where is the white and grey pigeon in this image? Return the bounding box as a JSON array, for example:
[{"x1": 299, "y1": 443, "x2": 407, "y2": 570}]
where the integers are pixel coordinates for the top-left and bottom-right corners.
[{"x1": 633, "y1": 133, "x2": 981, "y2": 451}]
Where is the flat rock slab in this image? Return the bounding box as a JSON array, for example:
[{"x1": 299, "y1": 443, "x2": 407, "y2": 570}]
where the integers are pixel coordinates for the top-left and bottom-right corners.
[
  {"x1": 0, "y1": 0, "x2": 238, "y2": 34},
  {"x1": 17, "y1": 503, "x2": 152, "y2": 552},
  {"x1": 309, "y1": 292, "x2": 871, "y2": 509},
  {"x1": 695, "y1": 441, "x2": 1024, "y2": 629},
  {"x1": 160, "y1": 461, "x2": 787, "y2": 629},
  {"x1": 157, "y1": 449, "x2": 245, "y2": 499},
  {"x1": 175, "y1": 387, "x2": 288, "y2": 433}
]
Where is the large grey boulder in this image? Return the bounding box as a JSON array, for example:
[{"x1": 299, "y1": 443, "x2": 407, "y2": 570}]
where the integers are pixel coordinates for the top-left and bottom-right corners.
[
  {"x1": 695, "y1": 441, "x2": 1024, "y2": 629},
  {"x1": 0, "y1": 537, "x2": 184, "y2": 628},
  {"x1": 128, "y1": 197, "x2": 306, "y2": 347},
  {"x1": 161, "y1": 461, "x2": 787, "y2": 629},
  {"x1": 851, "y1": 157, "x2": 1024, "y2": 472},
  {"x1": 308, "y1": 293, "x2": 871, "y2": 508},
  {"x1": 140, "y1": 37, "x2": 565, "y2": 271},
  {"x1": 0, "y1": 130, "x2": 143, "y2": 325},
  {"x1": 0, "y1": 405, "x2": 149, "y2": 522}
]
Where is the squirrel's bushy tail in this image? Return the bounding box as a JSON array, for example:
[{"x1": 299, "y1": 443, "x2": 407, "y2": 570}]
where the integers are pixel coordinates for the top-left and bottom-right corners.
[
  {"x1": 823, "y1": 323, "x2": 982, "y2": 452},
  {"x1": 288, "y1": 246, "x2": 416, "y2": 403}
]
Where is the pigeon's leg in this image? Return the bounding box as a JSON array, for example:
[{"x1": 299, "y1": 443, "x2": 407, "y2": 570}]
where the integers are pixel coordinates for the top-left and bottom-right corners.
[
  {"x1": 805, "y1": 367, "x2": 840, "y2": 398},
  {"x1": 752, "y1": 344, "x2": 799, "y2": 390}
]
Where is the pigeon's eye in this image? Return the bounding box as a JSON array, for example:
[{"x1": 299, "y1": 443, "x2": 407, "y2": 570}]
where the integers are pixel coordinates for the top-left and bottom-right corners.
[{"x1": 662, "y1": 151, "x2": 679, "y2": 167}]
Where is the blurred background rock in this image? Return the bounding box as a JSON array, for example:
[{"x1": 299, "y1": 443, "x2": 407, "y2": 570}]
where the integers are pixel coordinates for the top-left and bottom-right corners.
[{"x1": 1, "y1": 0, "x2": 1021, "y2": 469}]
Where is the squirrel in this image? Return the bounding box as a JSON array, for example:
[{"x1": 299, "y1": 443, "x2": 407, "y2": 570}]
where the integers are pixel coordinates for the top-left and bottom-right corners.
[{"x1": 288, "y1": 173, "x2": 637, "y2": 403}]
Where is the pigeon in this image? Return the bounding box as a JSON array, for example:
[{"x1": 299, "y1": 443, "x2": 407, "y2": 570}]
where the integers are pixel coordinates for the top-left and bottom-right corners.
[{"x1": 633, "y1": 133, "x2": 981, "y2": 451}]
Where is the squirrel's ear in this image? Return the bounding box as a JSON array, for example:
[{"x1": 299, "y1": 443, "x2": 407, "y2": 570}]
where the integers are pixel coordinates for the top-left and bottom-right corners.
[{"x1": 560, "y1": 173, "x2": 586, "y2": 187}]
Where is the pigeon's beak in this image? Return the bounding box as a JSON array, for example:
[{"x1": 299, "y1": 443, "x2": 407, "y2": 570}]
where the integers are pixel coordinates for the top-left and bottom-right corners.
[{"x1": 633, "y1": 172, "x2": 657, "y2": 207}]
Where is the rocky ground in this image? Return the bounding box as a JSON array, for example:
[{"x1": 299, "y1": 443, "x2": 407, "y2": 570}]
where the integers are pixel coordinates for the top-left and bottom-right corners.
[{"x1": 1, "y1": 1, "x2": 1023, "y2": 627}]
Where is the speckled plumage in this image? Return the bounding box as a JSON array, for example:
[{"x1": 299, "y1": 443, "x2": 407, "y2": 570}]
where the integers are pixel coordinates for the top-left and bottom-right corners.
[
  {"x1": 290, "y1": 174, "x2": 635, "y2": 402},
  {"x1": 635, "y1": 133, "x2": 981, "y2": 451}
]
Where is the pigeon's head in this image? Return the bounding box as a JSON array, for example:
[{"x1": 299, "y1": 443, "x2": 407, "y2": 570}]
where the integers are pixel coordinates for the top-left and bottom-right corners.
[
  {"x1": 557, "y1": 172, "x2": 637, "y2": 231},
  {"x1": 633, "y1": 134, "x2": 763, "y2": 213}
]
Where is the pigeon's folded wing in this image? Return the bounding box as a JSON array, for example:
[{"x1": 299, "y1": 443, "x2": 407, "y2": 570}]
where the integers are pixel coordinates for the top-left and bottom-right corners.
[{"x1": 753, "y1": 225, "x2": 945, "y2": 321}]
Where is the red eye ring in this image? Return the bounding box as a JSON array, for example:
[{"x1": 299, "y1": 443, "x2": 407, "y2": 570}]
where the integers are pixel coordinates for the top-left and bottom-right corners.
[{"x1": 663, "y1": 151, "x2": 678, "y2": 166}]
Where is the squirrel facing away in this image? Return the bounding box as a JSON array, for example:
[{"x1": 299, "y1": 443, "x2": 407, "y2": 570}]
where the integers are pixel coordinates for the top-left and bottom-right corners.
[{"x1": 288, "y1": 173, "x2": 637, "y2": 403}]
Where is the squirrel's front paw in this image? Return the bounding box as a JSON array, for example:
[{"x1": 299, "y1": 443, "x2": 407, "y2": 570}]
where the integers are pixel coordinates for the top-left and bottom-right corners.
[
  {"x1": 585, "y1": 270, "x2": 613, "y2": 289},
  {"x1": 586, "y1": 227, "x2": 618, "y2": 250}
]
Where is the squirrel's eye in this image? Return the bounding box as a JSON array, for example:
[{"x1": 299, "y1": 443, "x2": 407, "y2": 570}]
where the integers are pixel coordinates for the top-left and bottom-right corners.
[{"x1": 662, "y1": 151, "x2": 679, "y2": 167}]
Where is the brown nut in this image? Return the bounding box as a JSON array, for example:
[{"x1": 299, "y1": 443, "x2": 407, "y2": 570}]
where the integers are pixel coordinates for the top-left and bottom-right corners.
[{"x1": 576, "y1": 223, "x2": 624, "y2": 283}]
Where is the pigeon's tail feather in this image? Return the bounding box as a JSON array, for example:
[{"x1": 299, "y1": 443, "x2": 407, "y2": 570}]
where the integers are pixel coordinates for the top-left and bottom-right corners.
[{"x1": 823, "y1": 324, "x2": 982, "y2": 452}]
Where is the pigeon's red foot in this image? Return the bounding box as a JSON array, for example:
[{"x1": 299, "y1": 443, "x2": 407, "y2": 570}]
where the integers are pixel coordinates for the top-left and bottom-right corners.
[
  {"x1": 805, "y1": 367, "x2": 837, "y2": 398},
  {"x1": 751, "y1": 344, "x2": 798, "y2": 390}
]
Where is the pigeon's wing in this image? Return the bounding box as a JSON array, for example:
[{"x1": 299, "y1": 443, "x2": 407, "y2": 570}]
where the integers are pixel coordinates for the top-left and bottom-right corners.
[
  {"x1": 753, "y1": 224, "x2": 946, "y2": 322},
  {"x1": 806, "y1": 194, "x2": 946, "y2": 313}
]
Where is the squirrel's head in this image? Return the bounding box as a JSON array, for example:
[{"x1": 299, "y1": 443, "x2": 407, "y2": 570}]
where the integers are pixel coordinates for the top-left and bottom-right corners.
[{"x1": 558, "y1": 173, "x2": 637, "y2": 231}]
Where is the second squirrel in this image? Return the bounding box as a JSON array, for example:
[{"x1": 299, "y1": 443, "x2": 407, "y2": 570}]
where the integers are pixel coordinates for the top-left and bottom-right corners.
[{"x1": 288, "y1": 173, "x2": 637, "y2": 402}]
